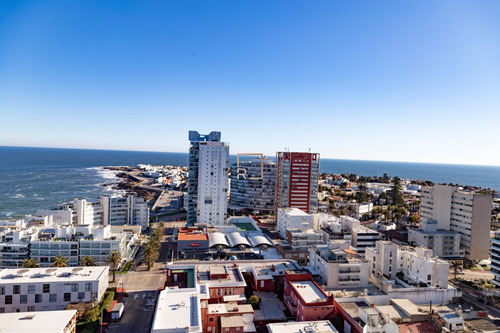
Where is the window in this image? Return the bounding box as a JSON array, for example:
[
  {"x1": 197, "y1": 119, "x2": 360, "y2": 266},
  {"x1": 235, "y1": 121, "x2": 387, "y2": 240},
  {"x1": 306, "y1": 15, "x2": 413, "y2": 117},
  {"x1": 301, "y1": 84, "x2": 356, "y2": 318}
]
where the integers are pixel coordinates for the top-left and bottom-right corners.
[
  {"x1": 28, "y1": 306, "x2": 35, "y2": 312},
  {"x1": 20, "y1": 295, "x2": 27, "y2": 304},
  {"x1": 13, "y1": 285, "x2": 20, "y2": 294},
  {"x1": 91, "y1": 292, "x2": 97, "y2": 300},
  {"x1": 49, "y1": 293, "x2": 57, "y2": 302},
  {"x1": 78, "y1": 292, "x2": 85, "y2": 300},
  {"x1": 5, "y1": 295, "x2": 12, "y2": 304},
  {"x1": 35, "y1": 294, "x2": 42, "y2": 303},
  {"x1": 71, "y1": 283, "x2": 78, "y2": 292},
  {"x1": 43, "y1": 284, "x2": 50, "y2": 293},
  {"x1": 64, "y1": 293, "x2": 71, "y2": 302},
  {"x1": 209, "y1": 318, "x2": 214, "y2": 322},
  {"x1": 28, "y1": 285, "x2": 35, "y2": 294},
  {"x1": 0, "y1": 286, "x2": 4, "y2": 295},
  {"x1": 85, "y1": 283, "x2": 92, "y2": 292},
  {"x1": 0, "y1": 308, "x2": 4, "y2": 313}
]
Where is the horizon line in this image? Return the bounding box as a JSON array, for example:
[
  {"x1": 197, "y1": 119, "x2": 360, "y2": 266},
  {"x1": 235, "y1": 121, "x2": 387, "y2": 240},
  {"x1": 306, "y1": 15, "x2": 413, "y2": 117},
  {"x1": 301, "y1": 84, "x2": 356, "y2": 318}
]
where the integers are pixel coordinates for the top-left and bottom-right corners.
[{"x1": 1, "y1": 144, "x2": 499, "y2": 168}]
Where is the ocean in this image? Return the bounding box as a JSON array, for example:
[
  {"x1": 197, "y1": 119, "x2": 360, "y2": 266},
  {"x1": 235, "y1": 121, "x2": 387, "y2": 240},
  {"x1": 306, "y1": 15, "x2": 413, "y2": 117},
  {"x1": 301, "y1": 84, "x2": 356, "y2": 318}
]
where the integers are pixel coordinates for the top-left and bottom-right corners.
[{"x1": 1, "y1": 146, "x2": 499, "y2": 219}]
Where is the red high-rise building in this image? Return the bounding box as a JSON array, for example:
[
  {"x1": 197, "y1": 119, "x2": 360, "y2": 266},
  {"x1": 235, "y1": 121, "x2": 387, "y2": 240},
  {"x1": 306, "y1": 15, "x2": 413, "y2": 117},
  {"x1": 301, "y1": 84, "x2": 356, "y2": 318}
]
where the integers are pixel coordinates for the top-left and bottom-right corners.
[{"x1": 276, "y1": 152, "x2": 319, "y2": 214}]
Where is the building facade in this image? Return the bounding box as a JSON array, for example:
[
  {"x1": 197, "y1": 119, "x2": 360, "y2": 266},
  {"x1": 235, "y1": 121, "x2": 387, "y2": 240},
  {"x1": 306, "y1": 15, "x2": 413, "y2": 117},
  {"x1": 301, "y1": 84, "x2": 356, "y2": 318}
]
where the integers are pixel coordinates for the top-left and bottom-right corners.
[
  {"x1": 491, "y1": 232, "x2": 500, "y2": 288},
  {"x1": 420, "y1": 184, "x2": 492, "y2": 261},
  {"x1": 277, "y1": 208, "x2": 312, "y2": 239},
  {"x1": 0, "y1": 266, "x2": 108, "y2": 313},
  {"x1": 187, "y1": 131, "x2": 229, "y2": 226},
  {"x1": 276, "y1": 152, "x2": 319, "y2": 214},
  {"x1": 309, "y1": 244, "x2": 369, "y2": 289},
  {"x1": 229, "y1": 158, "x2": 277, "y2": 215},
  {"x1": 408, "y1": 219, "x2": 464, "y2": 258}
]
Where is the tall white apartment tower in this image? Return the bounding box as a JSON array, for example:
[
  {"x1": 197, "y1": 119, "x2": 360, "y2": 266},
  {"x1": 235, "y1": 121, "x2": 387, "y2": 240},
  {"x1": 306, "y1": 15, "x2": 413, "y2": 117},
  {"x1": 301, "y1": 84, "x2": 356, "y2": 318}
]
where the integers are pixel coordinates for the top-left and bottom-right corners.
[
  {"x1": 420, "y1": 184, "x2": 492, "y2": 261},
  {"x1": 187, "y1": 131, "x2": 229, "y2": 226}
]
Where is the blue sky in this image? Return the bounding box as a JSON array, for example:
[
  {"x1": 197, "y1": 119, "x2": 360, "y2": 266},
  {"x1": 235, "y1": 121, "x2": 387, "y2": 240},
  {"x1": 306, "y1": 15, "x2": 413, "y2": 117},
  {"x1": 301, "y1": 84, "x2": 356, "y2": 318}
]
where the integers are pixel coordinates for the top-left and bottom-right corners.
[{"x1": 1, "y1": 1, "x2": 499, "y2": 165}]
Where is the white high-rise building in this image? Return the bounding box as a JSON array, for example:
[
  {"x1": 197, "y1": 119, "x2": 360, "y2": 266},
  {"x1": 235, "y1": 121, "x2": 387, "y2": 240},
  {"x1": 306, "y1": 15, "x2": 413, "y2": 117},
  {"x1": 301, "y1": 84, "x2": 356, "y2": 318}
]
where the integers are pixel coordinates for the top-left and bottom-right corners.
[
  {"x1": 187, "y1": 131, "x2": 229, "y2": 226},
  {"x1": 420, "y1": 184, "x2": 492, "y2": 261}
]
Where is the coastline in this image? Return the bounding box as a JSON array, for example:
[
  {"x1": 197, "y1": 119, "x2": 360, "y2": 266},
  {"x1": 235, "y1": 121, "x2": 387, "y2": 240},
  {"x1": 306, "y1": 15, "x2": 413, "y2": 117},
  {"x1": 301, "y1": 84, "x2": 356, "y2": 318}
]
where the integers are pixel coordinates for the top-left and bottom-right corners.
[{"x1": 102, "y1": 166, "x2": 160, "y2": 202}]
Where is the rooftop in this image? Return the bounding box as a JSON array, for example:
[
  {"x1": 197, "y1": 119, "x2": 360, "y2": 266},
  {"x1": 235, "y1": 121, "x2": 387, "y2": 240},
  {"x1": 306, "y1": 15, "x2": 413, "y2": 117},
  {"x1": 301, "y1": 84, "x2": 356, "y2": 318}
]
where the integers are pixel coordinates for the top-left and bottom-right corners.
[
  {"x1": 0, "y1": 310, "x2": 77, "y2": 332},
  {"x1": 290, "y1": 280, "x2": 328, "y2": 304},
  {"x1": 151, "y1": 287, "x2": 202, "y2": 333},
  {"x1": 267, "y1": 321, "x2": 338, "y2": 333},
  {"x1": 0, "y1": 266, "x2": 108, "y2": 283},
  {"x1": 177, "y1": 228, "x2": 209, "y2": 241},
  {"x1": 207, "y1": 303, "x2": 253, "y2": 315}
]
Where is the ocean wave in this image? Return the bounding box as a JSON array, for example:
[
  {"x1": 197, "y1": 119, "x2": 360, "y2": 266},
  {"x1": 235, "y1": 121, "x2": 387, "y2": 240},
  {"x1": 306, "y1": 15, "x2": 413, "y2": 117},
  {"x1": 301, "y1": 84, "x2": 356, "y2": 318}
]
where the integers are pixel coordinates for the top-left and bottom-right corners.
[{"x1": 11, "y1": 194, "x2": 25, "y2": 199}]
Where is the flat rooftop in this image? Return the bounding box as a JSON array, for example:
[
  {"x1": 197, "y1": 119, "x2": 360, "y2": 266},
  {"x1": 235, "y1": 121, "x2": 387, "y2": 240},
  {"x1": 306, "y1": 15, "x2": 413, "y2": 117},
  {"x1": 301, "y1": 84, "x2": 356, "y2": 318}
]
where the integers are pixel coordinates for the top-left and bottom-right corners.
[
  {"x1": 197, "y1": 264, "x2": 245, "y2": 288},
  {"x1": 0, "y1": 266, "x2": 108, "y2": 284},
  {"x1": 0, "y1": 310, "x2": 77, "y2": 332},
  {"x1": 151, "y1": 287, "x2": 202, "y2": 333},
  {"x1": 207, "y1": 303, "x2": 253, "y2": 315},
  {"x1": 281, "y1": 207, "x2": 310, "y2": 216},
  {"x1": 267, "y1": 321, "x2": 338, "y2": 333},
  {"x1": 177, "y1": 229, "x2": 208, "y2": 241},
  {"x1": 290, "y1": 281, "x2": 328, "y2": 303}
]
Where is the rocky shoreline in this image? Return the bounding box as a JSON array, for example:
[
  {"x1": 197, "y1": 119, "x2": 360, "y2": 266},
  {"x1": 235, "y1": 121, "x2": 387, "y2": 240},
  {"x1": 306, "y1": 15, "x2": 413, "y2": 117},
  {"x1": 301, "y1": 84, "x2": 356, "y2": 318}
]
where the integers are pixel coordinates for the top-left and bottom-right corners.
[{"x1": 101, "y1": 166, "x2": 158, "y2": 202}]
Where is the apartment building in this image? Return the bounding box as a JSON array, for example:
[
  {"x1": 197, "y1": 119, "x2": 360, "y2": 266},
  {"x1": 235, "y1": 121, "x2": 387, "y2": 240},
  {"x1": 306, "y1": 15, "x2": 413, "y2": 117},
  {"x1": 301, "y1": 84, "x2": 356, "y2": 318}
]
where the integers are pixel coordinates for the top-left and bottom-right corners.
[
  {"x1": 283, "y1": 271, "x2": 335, "y2": 321},
  {"x1": 229, "y1": 157, "x2": 277, "y2": 215},
  {"x1": 366, "y1": 241, "x2": 449, "y2": 289},
  {"x1": 29, "y1": 225, "x2": 129, "y2": 267},
  {"x1": 36, "y1": 194, "x2": 149, "y2": 230},
  {"x1": 351, "y1": 226, "x2": 380, "y2": 255},
  {"x1": 277, "y1": 208, "x2": 312, "y2": 239},
  {"x1": 276, "y1": 152, "x2": 319, "y2": 214},
  {"x1": 0, "y1": 266, "x2": 108, "y2": 313},
  {"x1": 309, "y1": 244, "x2": 369, "y2": 289},
  {"x1": 0, "y1": 310, "x2": 77, "y2": 333},
  {"x1": 420, "y1": 184, "x2": 492, "y2": 261},
  {"x1": 276, "y1": 228, "x2": 323, "y2": 265},
  {"x1": 408, "y1": 219, "x2": 464, "y2": 258},
  {"x1": 491, "y1": 232, "x2": 500, "y2": 288},
  {"x1": 101, "y1": 194, "x2": 149, "y2": 230},
  {"x1": 187, "y1": 131, "x2": 229, "y2": 226}
]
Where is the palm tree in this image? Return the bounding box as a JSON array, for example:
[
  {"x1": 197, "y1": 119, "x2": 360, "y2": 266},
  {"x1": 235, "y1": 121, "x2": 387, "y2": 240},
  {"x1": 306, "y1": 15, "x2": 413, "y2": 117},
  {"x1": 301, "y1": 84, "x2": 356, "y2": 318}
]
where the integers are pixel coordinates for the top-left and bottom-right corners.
[
  {"x1": 22, "y1": 258, "x2": 40, "y2": 268},
  {"x1": 477, "y1": 279, "x2": 495, "y2": 308},
  {"x1": 80, "y1": 256, "x2": 97, "y2": 267},
  {"x1": 51, "y1": 255, "x2": 69, "y2": 267},
  {"x1": 107, "y1": 251, "x2": 122, "y2": 282},
  {"x1": 451, "y1": 261, "x2": 461, "y2": 283},
  {"x1": 142, "y1": 242, "x2": 159, "y2": 270}
]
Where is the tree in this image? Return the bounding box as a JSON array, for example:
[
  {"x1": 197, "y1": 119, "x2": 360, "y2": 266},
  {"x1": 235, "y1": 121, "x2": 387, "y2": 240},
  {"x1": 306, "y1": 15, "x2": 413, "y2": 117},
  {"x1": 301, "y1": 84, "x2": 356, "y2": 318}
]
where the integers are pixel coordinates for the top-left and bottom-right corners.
[
  {"x1": 476, "y1": 279, "x2": 495, "y2": 308},
  {"x1": 22, "y1": 258, "x2": 40, "y2": 268},
  {"x1": 107, "y1": 251, "x2": 122, "y2": 282},
  {"x1": 51, "y1": 255, "x2": 69, "y2": 267},
  {"x1": 389, "y1": 177, "x2": 404, "y2": 205},
  {"x1": 248, "y1": 295, "x2": 260, "y2": 308},
  {"x1": 451, "y1": 261, "x2": 461, "y2": 283},
  {"x1": 142, "y1": 242, "x2": 159, "y2": 270},
  {"x1": 80, "y1": 256, "x2": 98, "y2": 267}
]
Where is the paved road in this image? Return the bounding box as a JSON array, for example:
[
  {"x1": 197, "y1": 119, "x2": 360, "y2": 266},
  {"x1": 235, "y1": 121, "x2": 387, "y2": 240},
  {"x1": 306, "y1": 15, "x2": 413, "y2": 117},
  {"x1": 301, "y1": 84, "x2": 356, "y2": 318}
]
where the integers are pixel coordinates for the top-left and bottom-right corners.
[
  {"x1": 105, "y1": 226, "x2": 173, "y2": 332},
  {"x1": 105, "y1": 291, "x2": 158, "y2": 333}
]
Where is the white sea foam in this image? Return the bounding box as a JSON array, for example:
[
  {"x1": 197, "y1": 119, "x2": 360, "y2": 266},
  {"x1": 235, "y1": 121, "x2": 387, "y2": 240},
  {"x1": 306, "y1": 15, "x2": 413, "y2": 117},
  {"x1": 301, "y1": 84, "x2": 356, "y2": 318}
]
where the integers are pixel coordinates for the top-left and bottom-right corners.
[{"x1": 11, "y1": 194, "x2": 25, "y2": 199}]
